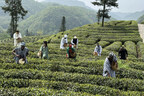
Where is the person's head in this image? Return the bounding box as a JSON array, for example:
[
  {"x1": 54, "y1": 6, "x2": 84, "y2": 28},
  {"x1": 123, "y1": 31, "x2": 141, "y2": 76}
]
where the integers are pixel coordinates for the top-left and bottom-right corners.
[
  {"x1": 69, "y1": 44, "x2": 72, "y2": 48},
  {"x1": 21, "y1": 42, "x2": 25, "y2": 50},
  {"x1": 43, "y1": 41, "x2": 47, "y2": 47},
  {"x1": 64, "y1": 34, "x2": 68, "y2": 39},
  {"x1": 108, "y1": 52, "x2": 117, "y2": 63},
  {"x1": 74, "y1": 36, "x2": 77, "y2": 39},
  {"x1": 122, "y1": 45, "x2": 125, "y2": 49},
  {"x1": 97, "y1": 43, "x2": 99, "y2": 46},
  {"x1": 16, "y1": 30, "x2": 19, "y2": 34}
]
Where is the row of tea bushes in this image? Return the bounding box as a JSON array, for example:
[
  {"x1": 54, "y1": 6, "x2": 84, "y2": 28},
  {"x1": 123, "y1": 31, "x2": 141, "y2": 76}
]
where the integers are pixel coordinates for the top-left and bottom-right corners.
[
  {"x1": 129, "y1": 62, "x2": 144, "y2": 71},
  {"x1": 105, "y1": 42, "x2": 122, "y2": 51},
  {"x1": 137, "y1": 41, "x2": 144, "y2": 60},
  {"x1": 0, "y1": 87, "x2": 97, "y2": 96},
  {"x1": 0, "y1": 69, "x2": 144, "y2": 91},
  {"x1": 124, "y1": 41, "x2": 137, "y2": 57},
  {"x1": 0, "y1": 78, "x2": 143, "y2": 96}
]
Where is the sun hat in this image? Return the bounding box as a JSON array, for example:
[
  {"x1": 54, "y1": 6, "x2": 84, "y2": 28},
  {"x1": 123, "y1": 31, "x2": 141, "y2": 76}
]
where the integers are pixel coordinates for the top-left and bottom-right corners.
[
  {"x1": 74, "y1": 36, "x2": 77, "y2": 39},
  {"x1": 64, "y1": 34, "x2": 68, "y2": 38}
]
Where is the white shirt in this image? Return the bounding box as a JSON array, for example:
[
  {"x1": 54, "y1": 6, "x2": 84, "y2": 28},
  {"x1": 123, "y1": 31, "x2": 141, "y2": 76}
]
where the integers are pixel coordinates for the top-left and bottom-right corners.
[
  {"x1": 94, "y1": 45, "x2": 102, "y2": 55},
  {"x1": 103, "y1": 58, "x2": 116, "y2": 77},
  {"x1": 60, "y1": 37, "x2": 68, "y2": 49},
  {"x1": 13, "y1": 33, "x2": 22, "y2": 47}
]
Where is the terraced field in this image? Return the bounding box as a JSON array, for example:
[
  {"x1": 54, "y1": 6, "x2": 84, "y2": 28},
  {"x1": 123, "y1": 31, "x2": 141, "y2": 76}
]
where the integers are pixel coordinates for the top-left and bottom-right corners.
[{"x1": 0, "y1": 21, "x2": 144, "y2": 96}]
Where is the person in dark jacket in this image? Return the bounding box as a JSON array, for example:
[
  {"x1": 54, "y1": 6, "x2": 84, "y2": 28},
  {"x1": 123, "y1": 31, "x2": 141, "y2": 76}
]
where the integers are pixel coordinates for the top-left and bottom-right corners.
[
  {"x1": 71, "y1": 36, "x2": 78, "y2": 48},
  {"x1": 118, "y1": 45, "x2": 128, "y2": 60}
]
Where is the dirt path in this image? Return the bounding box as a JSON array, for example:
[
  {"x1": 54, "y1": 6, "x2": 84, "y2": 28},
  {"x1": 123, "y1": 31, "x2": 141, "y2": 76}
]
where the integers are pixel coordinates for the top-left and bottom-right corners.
[{"x1": 138, "y1": 24, "x2": 144, "y2": 43}]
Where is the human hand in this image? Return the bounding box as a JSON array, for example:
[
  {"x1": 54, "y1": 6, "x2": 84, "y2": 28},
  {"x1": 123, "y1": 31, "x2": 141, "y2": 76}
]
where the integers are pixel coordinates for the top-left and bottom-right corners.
[{"x1": 16, "y1": 54, "x2": 20, "y2": 57}]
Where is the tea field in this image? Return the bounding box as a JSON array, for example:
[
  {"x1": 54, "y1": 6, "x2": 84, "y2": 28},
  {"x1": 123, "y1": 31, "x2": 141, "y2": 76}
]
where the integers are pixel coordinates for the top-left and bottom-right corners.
[{"x1": 0, "y1": 21, "x2": 144, "y2": 96}]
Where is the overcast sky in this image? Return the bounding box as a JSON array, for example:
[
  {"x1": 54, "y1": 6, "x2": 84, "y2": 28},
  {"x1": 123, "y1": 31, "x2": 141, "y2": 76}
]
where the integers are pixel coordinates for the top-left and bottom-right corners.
[{"x1": 35, "y1": 0, "x2": 144, "y2": 13}]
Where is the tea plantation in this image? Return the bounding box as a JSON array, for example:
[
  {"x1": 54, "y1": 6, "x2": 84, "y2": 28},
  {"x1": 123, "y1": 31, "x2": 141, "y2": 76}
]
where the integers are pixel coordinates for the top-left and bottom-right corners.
[{"x1": 0, "y1": 21, "x2": 144, "y2": 96}]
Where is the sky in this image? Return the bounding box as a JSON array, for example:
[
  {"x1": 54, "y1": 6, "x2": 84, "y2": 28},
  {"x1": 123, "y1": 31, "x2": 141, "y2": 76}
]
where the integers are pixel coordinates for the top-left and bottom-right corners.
[{"x1": 35, "y1": 0, "x2": 144, "y2": 13}]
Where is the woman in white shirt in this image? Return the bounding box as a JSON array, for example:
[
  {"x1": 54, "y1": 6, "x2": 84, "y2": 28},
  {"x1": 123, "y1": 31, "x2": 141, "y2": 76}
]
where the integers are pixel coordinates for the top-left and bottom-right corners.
[
  {"x1": 94, "y1": 43, "x2": 102, "y2": 56},
  {"x1": 60, "y1": 34, "x2": 68, "y2": 49}
]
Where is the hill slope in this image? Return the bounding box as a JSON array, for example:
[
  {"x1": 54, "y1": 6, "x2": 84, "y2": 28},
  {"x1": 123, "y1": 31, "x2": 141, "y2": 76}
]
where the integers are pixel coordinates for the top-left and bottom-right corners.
[
  {"x1": 0, "y1": 0, "x2": 46, "y2": 31},
  {"x1": 110, "y1": 11, "x2": 144, "y2": 20},
  {"x1": 43, "y1": 0, "x2": 88, "y2": 8},
  {"x1": 137, "y1": 14, "x2": 144, "y2": 23},
  {"x1": 0, "y1": 21, "x2": 144, "y2": 95},
  {"x1": 18, "y1": 5, "x2": 97, "y2": 35}
]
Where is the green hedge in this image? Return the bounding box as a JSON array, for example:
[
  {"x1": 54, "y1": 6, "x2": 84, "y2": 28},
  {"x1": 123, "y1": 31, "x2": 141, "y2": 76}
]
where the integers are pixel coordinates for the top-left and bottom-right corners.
[
  {"x1": 129, "y1": 62, "x2": 144, "y2": 71},
  {"x1": 137, "y1": 41, "x2": 144, "y2": 60},
  {"x1": 0, "y1": 63, "x2": 103, "y2": 76},
  {"x1": 117, "y1": 68, "x2": 144, "y2": 80},
  {"x1": 105, "y1": 41, "x2": 122, "y2": 51},
  {"x1": 0, "y1": 69, "x2": 144, "y2": 91},
  {"x1": 0, "y1": 87, "x2": 97, "y2": 96},
  {"x1": 124, "y1": 41, "x2": 137, "y2": 57},
  {"x1": 98, "y1": 41, "x2": 110, "y2": 48},
  {"x1": 0, "y1": 78, "x2": 143, "y2": 96}
]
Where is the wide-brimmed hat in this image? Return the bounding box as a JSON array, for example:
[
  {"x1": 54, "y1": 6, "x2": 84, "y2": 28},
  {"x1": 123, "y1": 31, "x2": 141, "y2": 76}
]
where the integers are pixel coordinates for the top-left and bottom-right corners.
[
  {"x1": 74, "y1": 36, "x2": 77, "y2": 39},
  {"x1": 64, "y1": 34, "x2": 68, "y2": 38},
  {"x1": 19, "y1": 59, "x2": 25, "y2": 64}
]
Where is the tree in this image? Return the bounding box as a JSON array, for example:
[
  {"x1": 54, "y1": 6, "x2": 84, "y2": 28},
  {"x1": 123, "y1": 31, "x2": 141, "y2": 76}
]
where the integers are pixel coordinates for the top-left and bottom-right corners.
[
  {"x1": 59, "y1": 16, "x2": 66, "y2": 32},
  {"x1": 97, "y1": 9, "x2": 102, "y2": 25},
  {"x1": 25, "y1": 29, "x2": 29, "y2": 36},
  {"x1": 92, "y1": 0, "x2": 118, "y2": 27},
  {"x1": 2, "y1": 0, "x2": 27, "y2": 38}
]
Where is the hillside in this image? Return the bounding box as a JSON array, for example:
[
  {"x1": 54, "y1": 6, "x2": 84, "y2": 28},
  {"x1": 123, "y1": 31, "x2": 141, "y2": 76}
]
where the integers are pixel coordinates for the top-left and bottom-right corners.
[
  {"x1": 0, "y1": 21, "x2": 144, "y2": 95},
  {"x1": 137, "y1": 14, "x2": 144, "y2": 23},
  {"x1": 43, "y1": 0, "x2": 89, "y2": 8},
  {"x1": 0, "y1": 0, "x2": 98, "y2": 36},
  {"x1": 110, "y1": 11, "x2": 144, "y2": 20},
  {"x1": 124, "y1": 11, "x2": 144, "y2": 20},
  {"x1": 0, "y1": 0, "x2": 46, "y2": 31},
  {"x1": 18, "y1": 5, "x2": 97, "y2": 35}
]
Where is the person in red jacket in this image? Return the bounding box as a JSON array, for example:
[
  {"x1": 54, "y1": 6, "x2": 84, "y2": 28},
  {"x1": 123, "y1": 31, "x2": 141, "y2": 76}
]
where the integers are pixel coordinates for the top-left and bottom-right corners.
[{"x1": 66, "y1": 44, "x2": 76, "y2": 59}]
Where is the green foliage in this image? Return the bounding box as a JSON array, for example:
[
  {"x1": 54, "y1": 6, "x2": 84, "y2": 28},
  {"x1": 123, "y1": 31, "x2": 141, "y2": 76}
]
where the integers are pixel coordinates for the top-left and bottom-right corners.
[
  {"x1": 18, "y1": 5, "x2": 97, "y2": 35},
  {"x1": 137, "y1": 41, "x2": 144, "y2": 60},
  {"x1": 0, "y1": 21, "x2": 144, "y2": 95},
  {"x1": 92, "y1": 0, "x2": 118, "y2": 27},
  {"x1": 59, "y1": 16, "x2": 66, "y2": 32},
  {"x1": 129, "y1": 62, "x2": 144, "y2": 71},
  {"x1": 0, "y1": 32, "x2": 10, "y2": 40},
  {"x1": 105, "y1": 42, "x2": 122, "y2": 51},
  {"x1": 97, "y1": 10, "x2": 102, "y2": 24},
  {"x1": 0, "y1": 87, "x2": 97, "y2": 96},
  {"x1": 124, "y1": 41, "x2": 137, "y2": 57},
  {"x1": 141, "y1": 21, "x2": 144, "y2": 24},
  {"x1": 2, "y1": 0, "x2": 28, "y2": 38},
  {"x1": 98, "y1": 41, "x2": 110, "y2": 48},
  {"x1": 45, "y1": 0, "x2": 88, "y2": 8}
]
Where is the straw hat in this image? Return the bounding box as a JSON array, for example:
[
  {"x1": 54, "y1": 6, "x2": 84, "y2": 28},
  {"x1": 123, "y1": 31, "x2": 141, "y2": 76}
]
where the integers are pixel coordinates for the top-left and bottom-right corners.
[{"x1": 19, "y1": 59, "x2": 25, "y2": 64}]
